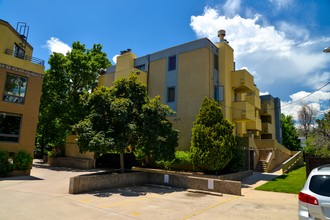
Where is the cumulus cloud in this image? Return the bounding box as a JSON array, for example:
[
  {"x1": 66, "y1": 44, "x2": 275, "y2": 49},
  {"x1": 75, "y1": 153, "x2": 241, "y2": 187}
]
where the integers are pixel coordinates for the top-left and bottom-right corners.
[
  {"x1": 222, "y1": 0, "x2": 241, "y2": 17},
  {"x1": 281, "y1": 90, "x2": 330, "y2": 121},
  {"x1": 190, "y1": 6, "x2": 330, "y2": 92},
  {"x1": 112, "y1": 54, "x2": 119, "y2": 64},
  {"x1": 45, "y1": 37, "x2": 71, "y2": 55}
]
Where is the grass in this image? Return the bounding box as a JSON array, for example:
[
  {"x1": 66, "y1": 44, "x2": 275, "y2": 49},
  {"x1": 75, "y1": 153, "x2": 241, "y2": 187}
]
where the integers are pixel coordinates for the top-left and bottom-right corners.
[{"x1": 255, "y1": 165, "x2": 306, "y2": 194}]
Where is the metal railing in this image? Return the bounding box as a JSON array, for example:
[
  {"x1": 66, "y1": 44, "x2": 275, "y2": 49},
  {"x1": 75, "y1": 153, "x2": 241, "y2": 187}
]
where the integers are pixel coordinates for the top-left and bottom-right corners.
[{"x1": 4, "y1": 48, "x2": 44, "y2": 66}]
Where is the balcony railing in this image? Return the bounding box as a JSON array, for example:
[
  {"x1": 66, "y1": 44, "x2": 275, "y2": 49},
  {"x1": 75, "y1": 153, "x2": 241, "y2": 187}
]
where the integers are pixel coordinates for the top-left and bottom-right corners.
[{"x1": 4, "y1": 48, "x2": 44, "y2": 66}]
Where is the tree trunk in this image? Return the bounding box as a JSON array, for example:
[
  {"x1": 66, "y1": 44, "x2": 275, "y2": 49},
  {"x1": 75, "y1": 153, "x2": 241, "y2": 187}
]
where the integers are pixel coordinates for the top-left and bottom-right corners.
[{"x1": 120, "y1": 151, "x2": 125, "y2": 173}]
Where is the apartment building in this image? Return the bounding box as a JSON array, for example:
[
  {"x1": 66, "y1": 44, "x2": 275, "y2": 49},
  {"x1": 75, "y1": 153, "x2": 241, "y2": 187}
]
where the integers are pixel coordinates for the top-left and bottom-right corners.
[
  {"x1": 0, "y1": 19, "x2": 44, "y2": 155},
  {"x1": 99, "y1": 30, "x2": 292, "y2": 171}
]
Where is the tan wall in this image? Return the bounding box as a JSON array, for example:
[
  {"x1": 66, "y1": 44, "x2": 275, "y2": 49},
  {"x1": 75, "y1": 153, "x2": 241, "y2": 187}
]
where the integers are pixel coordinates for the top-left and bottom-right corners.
[
  {"x1": 65, "y1": 135, "x2": 94, "y2": 159},
  {"x1": 0, "y1": 21, "x2": 33, "y2": 57},
  {"x1": 0, "y1": 20, "x2": 44, "y2": 156},
  {"x1": 148, "y1": 59, "x2": 167, "y2": 103},
  {"x1": 98, "y1": 73, "x2": 114, "y2": 87},
  {"x1": 175, "y1": 48, "x2": 213, "y2": 150},
  {"x1": 0, "y1": 68, "x2": 43, "y2": 155},
  {"x1": 217, "y1": 42, "x2": 234, "y2": 121}
]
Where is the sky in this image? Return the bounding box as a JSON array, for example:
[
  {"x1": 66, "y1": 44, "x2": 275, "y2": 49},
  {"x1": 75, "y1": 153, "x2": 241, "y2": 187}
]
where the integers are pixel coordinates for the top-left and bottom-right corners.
[{"x1": 1, "y1": 0, "x2": 329, "y2": 122}]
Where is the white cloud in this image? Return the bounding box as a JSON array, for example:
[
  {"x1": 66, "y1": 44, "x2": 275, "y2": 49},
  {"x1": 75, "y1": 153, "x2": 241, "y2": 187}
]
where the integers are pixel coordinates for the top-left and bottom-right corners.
[
  {"x1": 260, "y1": 91, "x2": 270, "y2": 96},
  {"x1": 190, "y1": 7, "x2": 330, "y2": 92},
  {"x1": 45, "y1": 37, "x2": 71, "y2": 55},
  {"x1": 112, "y1": 55, "x2": 119, "y2": 64},
  {"x1": 268, "y1": 0, "x2": 294, "y2": 11},
  {"x1": 281, "y1": 90, "x2": 330, "y2": 121},
  {"x1": 222, "y1": 0, "x2": 241, "y2": 17}
]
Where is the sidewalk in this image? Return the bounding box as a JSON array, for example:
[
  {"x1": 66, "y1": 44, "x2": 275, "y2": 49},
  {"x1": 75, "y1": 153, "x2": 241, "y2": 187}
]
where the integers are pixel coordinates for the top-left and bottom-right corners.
[{"x1": 0, "y1": 161, "x2": 297, "y2": 220}]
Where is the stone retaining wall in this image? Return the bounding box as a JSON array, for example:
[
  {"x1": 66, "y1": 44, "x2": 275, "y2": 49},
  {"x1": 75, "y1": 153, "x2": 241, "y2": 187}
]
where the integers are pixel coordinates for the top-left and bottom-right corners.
[
  {"x1": 69, "y1": 171, "x2": 242, "y2": 195},
  {"x1": 69, "y1": 172, "x2": 147, "y2": 194},
  {"x1": 48, "y1": 157, "x2": 95, "y2": 169}
]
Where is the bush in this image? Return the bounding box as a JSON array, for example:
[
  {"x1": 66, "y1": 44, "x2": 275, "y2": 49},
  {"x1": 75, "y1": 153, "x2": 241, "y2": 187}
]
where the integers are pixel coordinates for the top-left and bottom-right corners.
[
  {"x1": 174, "y1": 151, "x2": 191, "y2": 165},
  {"x1": 155, "y1": 151, "x2": 192, "y2": 170},
  {"x1": 13, "y1": 150, "x2": 33, "y2": 170},
  {"x1": 0, "y1": 150, "x2": 13, "y2": 175},
  {"x1": 0, "y1": 150, "x2": 33, "y2": 175}
]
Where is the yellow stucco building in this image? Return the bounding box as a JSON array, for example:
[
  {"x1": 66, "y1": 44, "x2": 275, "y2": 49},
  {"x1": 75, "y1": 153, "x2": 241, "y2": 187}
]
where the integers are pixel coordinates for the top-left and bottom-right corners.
[
  {"x1": 0, "y1": 19, "x2": 44, "y2": 155},
  {"x1": 99, "y1": 30, "x2": 293, "y2": 171}
]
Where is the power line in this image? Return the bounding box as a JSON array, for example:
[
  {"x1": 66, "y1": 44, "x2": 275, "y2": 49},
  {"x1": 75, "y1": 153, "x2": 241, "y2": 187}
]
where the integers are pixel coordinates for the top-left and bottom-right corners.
[{"x1": 281, "y1": 81, "x2": 330, "y2": 108}]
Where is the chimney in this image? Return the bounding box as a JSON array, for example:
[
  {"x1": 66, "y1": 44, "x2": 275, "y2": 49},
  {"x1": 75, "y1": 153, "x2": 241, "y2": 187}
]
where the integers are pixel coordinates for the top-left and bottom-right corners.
[{"x1": 218, "y1": 29, "x2": 228, "y2": 43}]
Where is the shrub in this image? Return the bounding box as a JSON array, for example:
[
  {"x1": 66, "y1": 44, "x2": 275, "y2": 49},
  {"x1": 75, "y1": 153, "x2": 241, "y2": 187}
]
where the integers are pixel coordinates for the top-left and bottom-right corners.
[
  {"x1": 13, "y1": 150, "x2": 33, "y2": 170},
  {"x1": 155, "y1": 151, "x2": 192, "y2": 170},
  {"x1": 190, "y1": 98, "x2": 236, "y2": 173},
  {"x1": 174, "y1": 151, "x2": 191, "y2": 165},
  {"x1": 0, "y1": 150, "x2": 13, "y2": 175}
]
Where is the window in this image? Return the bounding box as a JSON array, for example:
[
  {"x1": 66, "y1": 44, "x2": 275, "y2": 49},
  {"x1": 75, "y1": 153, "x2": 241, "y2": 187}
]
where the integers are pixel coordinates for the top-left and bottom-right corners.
[
  {"x1": 13, "y1": 44, "x2": 25, "y2": 59},
  {"x1": 3, "y1": 74, "x2": 28, "y2": 104},
  {"x1": 135, "y1": 64, "x2": 146, "y2": 71},
  {"x1": 168, "y1": 55, "x2": 176, "y2": 71},
  {"x1": 214, "y1": 54, "x2": 219, "y2": 71},
  {"x1": 0, "y1": 113, "x2": 22, "y2": 142},
  {"x1": 167, "y1": 87, "x2": 175, "y2": 102},
  {"x1": 310, "y1": 175, "x2": 330, "y2": 197}
]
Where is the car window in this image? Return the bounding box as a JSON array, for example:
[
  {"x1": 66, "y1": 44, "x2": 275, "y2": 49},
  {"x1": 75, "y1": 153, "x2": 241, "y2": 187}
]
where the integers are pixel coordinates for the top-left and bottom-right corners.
[{"x1": 310, "y1": 175, "x2": 330, "y2": 197}]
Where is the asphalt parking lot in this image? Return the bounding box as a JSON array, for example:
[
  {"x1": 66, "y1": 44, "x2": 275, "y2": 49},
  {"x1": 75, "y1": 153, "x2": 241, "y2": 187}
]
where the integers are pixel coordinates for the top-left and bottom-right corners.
[{"x1": 0, "y1": 161, "x2": 298, "y2": 220}]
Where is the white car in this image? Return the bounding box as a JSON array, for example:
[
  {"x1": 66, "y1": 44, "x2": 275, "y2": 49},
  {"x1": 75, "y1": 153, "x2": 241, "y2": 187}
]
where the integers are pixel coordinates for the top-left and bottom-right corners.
[{"x1": 298, "y1": 164, "x2": 330, "y2": 220}]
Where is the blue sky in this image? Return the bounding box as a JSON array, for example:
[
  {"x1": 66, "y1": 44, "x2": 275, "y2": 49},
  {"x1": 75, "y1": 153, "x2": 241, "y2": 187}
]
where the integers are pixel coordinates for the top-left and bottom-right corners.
[{"x1": 1, "y1": 0, "x2": 329, "y2": 120}]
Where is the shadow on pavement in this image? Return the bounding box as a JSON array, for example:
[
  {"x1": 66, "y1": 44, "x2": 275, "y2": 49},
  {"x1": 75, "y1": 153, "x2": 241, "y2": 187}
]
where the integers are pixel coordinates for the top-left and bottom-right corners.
[
  {"x1": 87, "y1": 184, "x2": 185, "y2": 198},
  {"x1": 241, "y1": 172, "x2": 281, "y2": 188},
  {"x1": 32, "y1": 161, "x2": 105, "y2": 173},
  {"x1": 0, "y1": 175, "x2": 43, "y2": 181}
]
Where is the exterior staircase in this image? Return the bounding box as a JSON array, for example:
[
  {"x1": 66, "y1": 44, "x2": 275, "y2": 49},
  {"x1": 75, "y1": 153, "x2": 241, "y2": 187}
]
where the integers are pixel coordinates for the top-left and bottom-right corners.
[{"x1": 255, "y1": 160, "x2": 267, "y2": 172}]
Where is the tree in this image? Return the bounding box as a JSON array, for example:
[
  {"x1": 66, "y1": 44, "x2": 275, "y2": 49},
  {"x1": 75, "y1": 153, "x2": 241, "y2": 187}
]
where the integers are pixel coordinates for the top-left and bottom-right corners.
[
  {"x1": 298, "y1": 104, "x2": 317, "y2": 138},
  {"x1": 37, "y1": 42, "x2": 110, "y2": 156},
  {"x1": 305, "y1": 110, "x2": 330, "y2": 157},
  {"x1": 190, "y1": 97, "x2": 237, "y2": 173},
  {"x1": 75, "y1": 75, "x2": 178, "y2": 173},
  {"x1": 281, "y1": 114, "x2": 301, "y2": 151}
]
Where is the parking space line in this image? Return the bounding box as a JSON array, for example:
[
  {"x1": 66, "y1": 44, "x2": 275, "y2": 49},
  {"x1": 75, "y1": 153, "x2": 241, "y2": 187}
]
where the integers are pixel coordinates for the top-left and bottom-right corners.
[{"x1": 179, "y1": 196, "x2": 240, "y2": 220}]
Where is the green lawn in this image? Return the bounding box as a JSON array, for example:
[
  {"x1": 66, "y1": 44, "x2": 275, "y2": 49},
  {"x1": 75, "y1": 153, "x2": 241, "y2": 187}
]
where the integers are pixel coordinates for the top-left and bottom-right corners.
[{"x1": 255, "y1": 165, "x2": 306, "y2": 194}]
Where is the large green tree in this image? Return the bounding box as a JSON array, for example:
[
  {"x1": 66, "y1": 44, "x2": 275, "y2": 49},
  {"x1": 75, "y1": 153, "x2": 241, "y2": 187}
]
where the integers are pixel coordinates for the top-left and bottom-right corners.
[
  {"x1": 281, "y1": 114, "x2": 301, "y2": 151},
  {"x1": 190, "y1": 97, "x2": 238, "y2": 173},
  {"x1": 37, "y1": 42, "x2": 110, "y2": 155},
  {"x1": 306, "y1": 110, "x2": 330, "y2": 157},
  {"x1": 74, "y1": 75, "x2": 178, "y2": 173}
]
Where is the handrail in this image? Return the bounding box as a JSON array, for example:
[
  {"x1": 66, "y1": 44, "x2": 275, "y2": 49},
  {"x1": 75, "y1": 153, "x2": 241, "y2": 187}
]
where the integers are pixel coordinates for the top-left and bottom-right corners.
[
  {"x1": 266, "y1": 151, "x2": 273, "y2": 163},
  {"x1": 281, "y1": 151, "x2": 303, "y2": 174},
  {"x1": 4, "y1": 48, "x2": 44, "y2": 66}
]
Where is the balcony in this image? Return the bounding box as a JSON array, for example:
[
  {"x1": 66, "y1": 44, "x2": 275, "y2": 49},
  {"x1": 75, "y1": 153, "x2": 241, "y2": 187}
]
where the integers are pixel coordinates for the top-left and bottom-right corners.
[
  {"x1": 5, "y1": 48, "x2": 44, "y2": 66},
  {"x1": 232, "y1": 69, "x2": 254, "y2": 92},
  {"x1": 246, "y1": 93, "x2": 261, "y2": 109},
  {"x1": 232, "y1": 101, "x2": 255, "y2": 122},
  {"x1": 262, "y1": 122, "x2": 275, "y2": 134},
  {"x1": 247, "y1": 118, "x2": 262, "y2": 131},
  {"x1": 260, "y1": 103, "x2": 272, "y2": 115}
]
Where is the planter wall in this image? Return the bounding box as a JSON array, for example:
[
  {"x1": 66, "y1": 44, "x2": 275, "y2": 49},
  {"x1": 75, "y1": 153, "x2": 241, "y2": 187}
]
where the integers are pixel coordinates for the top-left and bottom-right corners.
[
  {"x1": 0, "y1": 169, "x2": 31, "y2": 177},
  {"x1": 69, "y1": 170, "x2": 242, "y2": 196},
  {"x1": 48, "y1": 157, "x2": 95, "y2": 169}
]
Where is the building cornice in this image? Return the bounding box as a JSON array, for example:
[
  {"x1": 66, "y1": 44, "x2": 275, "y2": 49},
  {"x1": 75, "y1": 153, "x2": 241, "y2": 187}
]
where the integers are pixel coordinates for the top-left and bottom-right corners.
[{"x1": 0, "y1": 63, "x2": 44, "y2": 78}]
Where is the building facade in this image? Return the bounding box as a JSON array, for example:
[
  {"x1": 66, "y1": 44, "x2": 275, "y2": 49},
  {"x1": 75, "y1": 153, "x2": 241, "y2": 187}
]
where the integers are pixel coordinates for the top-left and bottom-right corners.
[
  {"x1": 0, "y1": 20, "x2": 44, "y2": 155},
  {"x1": 99, "y1": 31, "x2": 292, "y2": 171}
]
